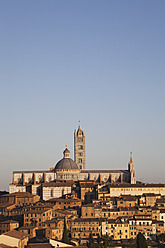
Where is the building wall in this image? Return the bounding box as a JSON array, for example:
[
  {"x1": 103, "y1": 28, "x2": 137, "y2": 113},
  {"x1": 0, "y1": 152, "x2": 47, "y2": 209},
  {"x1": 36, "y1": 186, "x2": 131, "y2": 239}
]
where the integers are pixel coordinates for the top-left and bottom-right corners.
[
  {"x1": 160, "y1": 212, "x2": 165, "y2": 231},
  {"x1": 42, "y1": 186, "x2": 72, "y2": 201},
  {"x1": 9, "y1": 185, "x2": 26, "y2": 194},
  {"x1": 0, "y1": 235, "x2": 18, "y2": 247},
  {"x1": 98, "y1": 185, "x2": 165, "y2": 198},
  {"x1": 102, "y1": 221, "x2": 130, "y2": 240},
  {"x1": 0, "y1": 222, "x2": 19, "y2": 234}
]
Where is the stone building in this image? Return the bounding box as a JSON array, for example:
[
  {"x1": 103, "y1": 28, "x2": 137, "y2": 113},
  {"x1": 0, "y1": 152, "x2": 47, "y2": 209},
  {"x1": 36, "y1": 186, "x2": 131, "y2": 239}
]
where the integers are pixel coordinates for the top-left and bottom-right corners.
[
  {"x1": 74, "y1": 125, "x2": 85, "y2": 170},
  {"x1": 9, "y1": 125, "x2": 136, "y2": 197}
]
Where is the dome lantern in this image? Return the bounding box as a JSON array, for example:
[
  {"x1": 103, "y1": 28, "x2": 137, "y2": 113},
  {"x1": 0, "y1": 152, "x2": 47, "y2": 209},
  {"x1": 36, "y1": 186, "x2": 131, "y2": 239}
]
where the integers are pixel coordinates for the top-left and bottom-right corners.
[
  {"x1": 63, "y1": 145, "x2": 70, "y2": 158},
  {"x1": 54, "y1": 146, "x2": 79, "y2": 171}
]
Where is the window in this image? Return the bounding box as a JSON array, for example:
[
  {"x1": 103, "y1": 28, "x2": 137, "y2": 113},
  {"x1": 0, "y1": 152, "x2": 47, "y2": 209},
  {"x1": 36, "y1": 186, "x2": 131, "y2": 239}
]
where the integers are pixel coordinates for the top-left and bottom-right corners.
[
  {"x1": 51, "y1": 189, "x2": 54, "y2": 197},
  {"x1": 78, "y1": 145, "x2": 83, "y2": 150}
]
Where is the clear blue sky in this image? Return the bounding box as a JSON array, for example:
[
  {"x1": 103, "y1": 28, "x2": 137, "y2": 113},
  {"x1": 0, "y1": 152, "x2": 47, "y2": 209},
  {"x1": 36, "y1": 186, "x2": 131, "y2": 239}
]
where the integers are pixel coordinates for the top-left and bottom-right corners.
[{"x1": 0, "y1": 1, "x2": 165, "y2": 190}]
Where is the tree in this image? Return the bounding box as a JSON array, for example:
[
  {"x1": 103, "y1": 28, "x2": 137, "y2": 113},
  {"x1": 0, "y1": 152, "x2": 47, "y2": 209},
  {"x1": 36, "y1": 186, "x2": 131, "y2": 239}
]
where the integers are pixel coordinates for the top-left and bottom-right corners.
[
  {"x1": 101, "y1": 234, "x2": 112, "y2": 247},
  {"x1": 158, "y1": 233, "x2": 165, "y2": 242},
  {"x1": 62, "y1": 217, "x2": 70, "y2": 244},
  {"x1": 136, "y1": 232, "x2": 148, "y2": 248},
  {"x1": 87, "y1": 233, "x2": 95, "y2": 248}
]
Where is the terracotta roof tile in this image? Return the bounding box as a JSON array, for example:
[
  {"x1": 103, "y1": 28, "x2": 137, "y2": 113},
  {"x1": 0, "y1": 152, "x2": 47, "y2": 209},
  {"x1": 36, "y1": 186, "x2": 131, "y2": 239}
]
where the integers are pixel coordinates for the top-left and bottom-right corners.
[{"x1": 3, "y1": 230, "x2": 29, "y2": 240}]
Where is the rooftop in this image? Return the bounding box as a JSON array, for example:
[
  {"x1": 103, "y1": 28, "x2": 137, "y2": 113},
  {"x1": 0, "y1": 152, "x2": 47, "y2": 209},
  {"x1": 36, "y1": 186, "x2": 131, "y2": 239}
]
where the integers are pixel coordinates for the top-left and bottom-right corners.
[{"x1": 2, "y1": 230, "x2": 29, "y2": 240}]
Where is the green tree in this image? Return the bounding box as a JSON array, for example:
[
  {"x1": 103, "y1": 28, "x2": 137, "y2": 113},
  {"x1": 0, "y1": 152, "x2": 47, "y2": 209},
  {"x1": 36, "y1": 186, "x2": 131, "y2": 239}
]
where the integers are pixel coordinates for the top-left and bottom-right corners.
[
  {"x1": 136, "y1": 232, "x2": 148, "y2": 248},
  {"x1": 62, "y1": 217, "x2": 70, "y2": 244},
  {"x1": 87, "y1": 233, "x2": 95, "y2": 248},
  {"x1": 101, "y1": 234, "x2": 112, "y2": 247},
  {"x1": 158, "y1": 233, "x2": 165, "y2": 242}
]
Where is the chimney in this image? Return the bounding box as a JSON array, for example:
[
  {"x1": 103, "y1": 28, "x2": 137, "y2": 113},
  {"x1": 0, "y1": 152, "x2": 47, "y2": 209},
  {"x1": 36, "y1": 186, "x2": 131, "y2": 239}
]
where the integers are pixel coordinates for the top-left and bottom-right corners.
[
  {"x1": 120, "y1": 174, "x2": 123, "y2": 183},
  {"x1": 33, "y1": 173, "x2": 36, "y2": 185},
  {"x1": 23, "y1": 173, "x2": 25, "y2": 186},
  {"x1": 44, "y1": 173, "x2": 47, "y2": 183}
]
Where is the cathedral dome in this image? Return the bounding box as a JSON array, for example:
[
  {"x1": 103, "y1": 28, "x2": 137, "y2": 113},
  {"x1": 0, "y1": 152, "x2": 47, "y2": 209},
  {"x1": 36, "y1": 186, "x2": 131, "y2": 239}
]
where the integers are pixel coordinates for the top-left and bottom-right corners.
[{"x1": 55, "y1": 146, "x2": 79, "y2": 171}]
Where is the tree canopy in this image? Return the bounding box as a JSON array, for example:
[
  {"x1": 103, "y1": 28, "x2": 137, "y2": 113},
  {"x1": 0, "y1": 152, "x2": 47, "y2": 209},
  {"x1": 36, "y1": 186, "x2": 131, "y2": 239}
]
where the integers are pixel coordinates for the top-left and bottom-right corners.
[{"x1": 136, "y1": 232, "x2": 148, "y2": 248}]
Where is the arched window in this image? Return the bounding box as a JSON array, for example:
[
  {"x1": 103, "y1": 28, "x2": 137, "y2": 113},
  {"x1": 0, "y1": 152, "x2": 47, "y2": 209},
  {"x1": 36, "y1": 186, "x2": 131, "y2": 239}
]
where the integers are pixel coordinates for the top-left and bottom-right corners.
[
  {"x1": 79, "y1": 159, "x2": 82, "y2": 163},
  {"x1": 38, "y1": 175, "x2": 42, "y2": 183}
]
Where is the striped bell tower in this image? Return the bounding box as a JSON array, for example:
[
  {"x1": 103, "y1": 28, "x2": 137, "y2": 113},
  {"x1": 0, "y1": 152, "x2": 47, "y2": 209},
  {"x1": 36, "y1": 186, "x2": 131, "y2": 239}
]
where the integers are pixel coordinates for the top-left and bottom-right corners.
[{"x1": 74, "y1": 125, "x2": 86, "y2": 170}]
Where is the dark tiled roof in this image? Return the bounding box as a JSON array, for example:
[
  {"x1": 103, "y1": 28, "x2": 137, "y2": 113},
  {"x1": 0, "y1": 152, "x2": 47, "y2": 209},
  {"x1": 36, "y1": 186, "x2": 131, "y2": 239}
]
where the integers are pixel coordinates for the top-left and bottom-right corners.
[
  {"x1": 3, "y1": 230, "x2": 29, "y2": 240},
  {"x1": 13, "y1": 170, "x2": 51, "y2": 173},
  {"x1": 0, "y1": 203, "x2": 15, "y2": 208},
  {"x1": 42, "y1": 181, "x2": 74, "y2": 187},
  {"x1": 152, "y1": 220, "x2": 164, "y2": 224},
  {"x1": 143, "y1": 193, "x2": 158, "y2": 197},
  {"x1": 0, "y1": 245, "x2": 17, "y2": 248},
  {"x1": 19, "y1": 226, "x2": 37, "y2": 230},
  {"x1": 72, "y1": 218, "x2": 106, "y2": 223},
  {"x1": 47, "y1": 198, "x2": 82, "y2": 202},
  {"x1": 81, "y1": 170, "x2": 128, "y2": 173},
  {"x1": 156, "y1": 198, "x2": 165, "y2": 203},
  {"x1": 0, "y1": 220, "x2": 19, "y2": 224},
  {"x1": 108, "y1": 183, "x2": 165, "y2": 188},
  {"x1": 81, "y1": 203, "x2": 95, "y2": 207},
  {"x1": 26, "y1": 209, "x2": 51, "y2": 214},
  {"x1": 27, "y1": 244, "x2": 53, "y2": 248}
]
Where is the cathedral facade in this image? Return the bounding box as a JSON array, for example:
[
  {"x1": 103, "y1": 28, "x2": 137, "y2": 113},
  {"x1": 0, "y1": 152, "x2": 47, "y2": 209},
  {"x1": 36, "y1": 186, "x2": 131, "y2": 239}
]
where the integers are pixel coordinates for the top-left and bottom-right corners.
[{"x1": 9, "y1": 125, "x2": 136, "y2": 198}]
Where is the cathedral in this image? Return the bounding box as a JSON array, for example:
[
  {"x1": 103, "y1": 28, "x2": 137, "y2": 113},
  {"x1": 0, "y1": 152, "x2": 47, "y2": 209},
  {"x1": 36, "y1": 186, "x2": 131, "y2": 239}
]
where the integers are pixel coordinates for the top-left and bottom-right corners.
[{"x1": 9, "y1": 125, "x2": 136, "y2": 199}]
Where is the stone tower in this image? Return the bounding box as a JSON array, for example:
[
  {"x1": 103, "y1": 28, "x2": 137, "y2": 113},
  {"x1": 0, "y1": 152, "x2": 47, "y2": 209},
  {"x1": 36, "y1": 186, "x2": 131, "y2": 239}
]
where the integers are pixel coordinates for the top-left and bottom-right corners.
[
  {"x1": 128, "y1": 152, "x2": 136, "y2": 184},
  {"x1": 74, "y1": 125, "x2": 85, "y2": 170}
]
